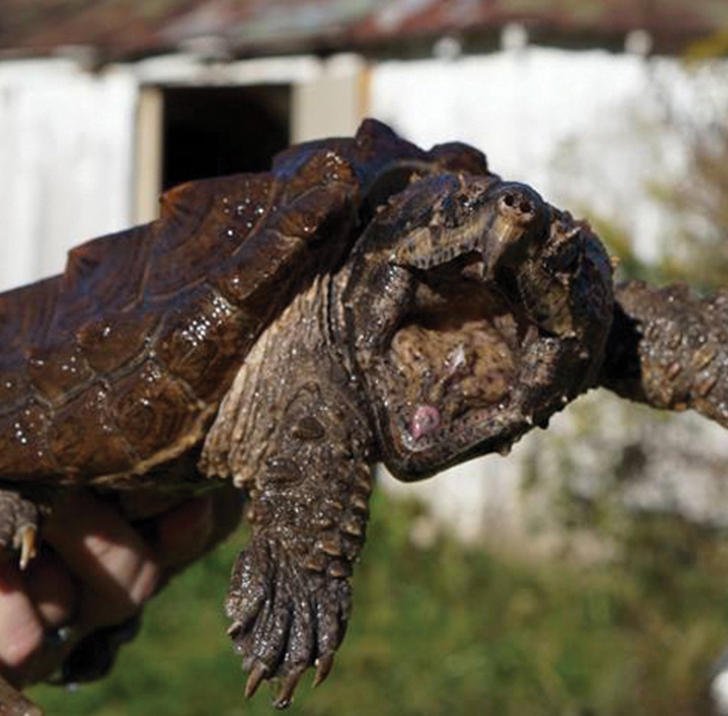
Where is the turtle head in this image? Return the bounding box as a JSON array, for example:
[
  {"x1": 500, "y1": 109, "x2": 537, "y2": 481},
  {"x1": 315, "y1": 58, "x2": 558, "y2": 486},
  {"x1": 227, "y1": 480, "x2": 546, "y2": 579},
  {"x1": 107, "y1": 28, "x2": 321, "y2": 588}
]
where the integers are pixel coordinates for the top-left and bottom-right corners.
[
  {"x1": 338, "y1": 172, "x2": 613, "y2": 480},
  {"x1": 388, "y1": 175, "x2": 550, "y2": 282}
]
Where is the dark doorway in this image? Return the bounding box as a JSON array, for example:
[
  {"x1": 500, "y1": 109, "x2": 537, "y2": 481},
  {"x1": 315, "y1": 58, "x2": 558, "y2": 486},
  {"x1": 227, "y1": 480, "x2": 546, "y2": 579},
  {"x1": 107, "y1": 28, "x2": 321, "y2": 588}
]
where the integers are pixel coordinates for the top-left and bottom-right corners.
[{"x1": 161, "y1": 85, "x2": 291, "y2": 191}]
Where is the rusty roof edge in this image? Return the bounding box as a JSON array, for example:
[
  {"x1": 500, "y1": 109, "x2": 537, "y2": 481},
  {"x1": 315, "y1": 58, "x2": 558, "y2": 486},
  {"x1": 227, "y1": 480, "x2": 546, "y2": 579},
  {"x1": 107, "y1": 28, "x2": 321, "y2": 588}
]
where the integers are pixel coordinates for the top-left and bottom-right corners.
[{"x1": 0, "y1": 0, "x2": 727, "y2": 61}]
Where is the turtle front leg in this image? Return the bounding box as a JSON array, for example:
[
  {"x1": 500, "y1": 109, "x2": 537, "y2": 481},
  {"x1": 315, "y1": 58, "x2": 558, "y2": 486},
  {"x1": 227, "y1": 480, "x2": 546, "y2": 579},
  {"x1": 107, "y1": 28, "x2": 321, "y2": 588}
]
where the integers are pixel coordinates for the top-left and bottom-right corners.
[
  {"x1": 204, "y1": 374, "x2": 374, "y2": 709},
  {"x1": 0, "y1": 489, "x2": 44, "y2": 715},
  {"x1": 228, "y1": 453, "x2": 372, "y2": 708},
  {"x1": 0, "y1": 488, "x2": 40, "y2": 570}
]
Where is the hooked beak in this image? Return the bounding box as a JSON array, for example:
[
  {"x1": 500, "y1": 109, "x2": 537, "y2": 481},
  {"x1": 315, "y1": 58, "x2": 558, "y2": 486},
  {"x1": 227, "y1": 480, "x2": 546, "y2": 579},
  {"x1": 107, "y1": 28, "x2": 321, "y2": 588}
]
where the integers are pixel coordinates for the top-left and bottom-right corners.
[
  {"x1": 480, "y1": 183, "x2": 548, "y2": 280},
  {"x1": 391, "y1": 180, "x2": 548, "y2": 284}
]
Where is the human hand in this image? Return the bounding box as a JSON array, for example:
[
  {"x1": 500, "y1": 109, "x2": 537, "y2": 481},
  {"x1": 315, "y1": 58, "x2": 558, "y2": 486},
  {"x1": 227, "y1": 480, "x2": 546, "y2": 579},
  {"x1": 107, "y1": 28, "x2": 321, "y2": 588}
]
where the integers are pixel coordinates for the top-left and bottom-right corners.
[{"x1": 0, "y1": 487, "x2": 242, "y2": 689}]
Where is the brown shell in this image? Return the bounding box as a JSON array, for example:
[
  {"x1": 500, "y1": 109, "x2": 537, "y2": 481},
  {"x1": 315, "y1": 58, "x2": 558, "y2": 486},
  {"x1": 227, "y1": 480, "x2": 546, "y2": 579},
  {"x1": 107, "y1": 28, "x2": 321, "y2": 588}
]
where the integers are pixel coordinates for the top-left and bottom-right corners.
[{"x1": 0, "y1": 120, "x2": 487, "y2": 486}]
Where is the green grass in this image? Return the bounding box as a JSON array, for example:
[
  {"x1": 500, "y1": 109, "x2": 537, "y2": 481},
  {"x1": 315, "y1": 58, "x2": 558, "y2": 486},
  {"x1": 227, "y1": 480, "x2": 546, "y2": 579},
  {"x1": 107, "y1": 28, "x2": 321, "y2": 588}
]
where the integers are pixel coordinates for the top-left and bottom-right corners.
[{"x1": 30, "y1": 494, "x2": 728, "y2": 716}]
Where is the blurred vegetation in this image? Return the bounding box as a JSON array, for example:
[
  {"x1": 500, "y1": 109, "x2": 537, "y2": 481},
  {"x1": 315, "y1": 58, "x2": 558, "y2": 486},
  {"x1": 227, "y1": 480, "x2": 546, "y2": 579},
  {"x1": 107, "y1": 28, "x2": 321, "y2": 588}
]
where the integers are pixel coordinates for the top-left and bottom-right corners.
[
  {"x1": 29, "y1": 491, "x2": 728, "y2": 716},
  {"x1": 685, "y1": 31, "x2": 728, "y2": 61},
  {"x1": 586, "y1": 215, "x2": 667, "y2": 285},
  {"x1": 648, "y1": 63, "x2": 728, "y2": 292}
]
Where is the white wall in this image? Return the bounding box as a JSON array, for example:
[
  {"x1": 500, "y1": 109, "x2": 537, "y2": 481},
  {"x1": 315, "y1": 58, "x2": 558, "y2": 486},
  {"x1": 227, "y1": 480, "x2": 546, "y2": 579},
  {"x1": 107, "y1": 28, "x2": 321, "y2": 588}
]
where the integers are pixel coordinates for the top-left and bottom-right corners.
[
  {"x1": 0, "y1": 60, "x2": 138, "y2": 290},
  {"x1": 369, "y1": 48, "x2": 707, "y2": 264},
  {"x1": 0, "y1": 53, "x2": 365, "y2": 292}
]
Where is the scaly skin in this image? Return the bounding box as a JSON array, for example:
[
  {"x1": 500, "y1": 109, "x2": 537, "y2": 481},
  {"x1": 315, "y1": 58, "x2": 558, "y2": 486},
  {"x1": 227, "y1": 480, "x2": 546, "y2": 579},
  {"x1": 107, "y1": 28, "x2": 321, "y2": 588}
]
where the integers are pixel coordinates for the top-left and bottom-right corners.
[
  {"x1": 600, "y1": 280, "x2": 728, "y2": 426},
  {"x1": 340, "y1": 175, "x2": 613, "y2": 479},
  {"x1": 201, "y1": 272, "x2": 374, "y2": 708},
  {"x1": 0, "y1": 120, "x2": 483, "y2": 491},
  {"x1": 200, "y1": 171, "x2": 614, "y2": 706},
  {"x1": 0, "y1": 121, "x2": 491, "y2": 716}
]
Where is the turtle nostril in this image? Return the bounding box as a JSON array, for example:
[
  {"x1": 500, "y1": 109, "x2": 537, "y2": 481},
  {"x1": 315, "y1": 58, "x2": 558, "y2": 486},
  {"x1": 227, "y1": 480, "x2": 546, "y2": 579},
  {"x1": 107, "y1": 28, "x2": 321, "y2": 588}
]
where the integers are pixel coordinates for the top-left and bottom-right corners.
[{"x1": 501, "y1": 191, "x2": 533, "y2": 216}]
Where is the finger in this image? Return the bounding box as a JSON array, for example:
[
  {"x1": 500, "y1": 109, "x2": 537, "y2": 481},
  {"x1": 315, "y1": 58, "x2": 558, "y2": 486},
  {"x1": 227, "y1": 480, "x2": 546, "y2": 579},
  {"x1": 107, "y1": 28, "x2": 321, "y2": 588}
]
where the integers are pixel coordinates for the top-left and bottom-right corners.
[
  {"x1": 43, "y1": 492, "x2": 160, "y2": 629},
  {"x1": 24, "y1": 551, "x2": 77, "y2": 630},
  {"x1": 154, "y1": 496, "x2": 214, "y2": 568},
  {"x1": 0, "y1": 561, "x2": 43, "y2": 673}
]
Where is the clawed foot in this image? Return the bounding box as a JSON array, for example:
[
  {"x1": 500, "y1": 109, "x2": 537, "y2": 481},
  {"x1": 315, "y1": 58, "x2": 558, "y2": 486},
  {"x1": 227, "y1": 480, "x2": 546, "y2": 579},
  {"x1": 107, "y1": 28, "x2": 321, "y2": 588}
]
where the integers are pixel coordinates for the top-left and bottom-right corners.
[
  {"x1": 0, "y1": 490, "x2": 39, "y2": 570},
  {"x1": 226, "y1": 535, "x2": 352, "y2": 708}
]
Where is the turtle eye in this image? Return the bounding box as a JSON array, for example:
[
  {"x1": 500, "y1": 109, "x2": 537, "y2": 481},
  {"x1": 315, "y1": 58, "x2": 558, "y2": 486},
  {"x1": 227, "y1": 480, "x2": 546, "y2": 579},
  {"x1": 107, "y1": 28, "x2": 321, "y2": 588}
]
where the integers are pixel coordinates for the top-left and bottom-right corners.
[{"x1": 548, "y1": 240, "x2": 581, "y2": 273}]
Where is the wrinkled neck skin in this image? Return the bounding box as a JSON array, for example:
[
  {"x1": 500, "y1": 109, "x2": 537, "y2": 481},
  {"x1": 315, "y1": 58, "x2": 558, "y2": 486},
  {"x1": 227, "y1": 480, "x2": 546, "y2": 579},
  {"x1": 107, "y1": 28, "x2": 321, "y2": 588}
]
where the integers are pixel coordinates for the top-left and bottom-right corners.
[{"x1": 200, "y1": 271, "x2": 374, "y2": 485}]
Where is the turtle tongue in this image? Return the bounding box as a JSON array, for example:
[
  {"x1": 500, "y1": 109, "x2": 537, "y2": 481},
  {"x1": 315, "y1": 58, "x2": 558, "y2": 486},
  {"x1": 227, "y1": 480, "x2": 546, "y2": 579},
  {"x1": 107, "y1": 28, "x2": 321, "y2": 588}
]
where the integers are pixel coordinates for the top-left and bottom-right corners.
[{"x1": 410, "y1": 404, "x2": 441, "y2": 440}]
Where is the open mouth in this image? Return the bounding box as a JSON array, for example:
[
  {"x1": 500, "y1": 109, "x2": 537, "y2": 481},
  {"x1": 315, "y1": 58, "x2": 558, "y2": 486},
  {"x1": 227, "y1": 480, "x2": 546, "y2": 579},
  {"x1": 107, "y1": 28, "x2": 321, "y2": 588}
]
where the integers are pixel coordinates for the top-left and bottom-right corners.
[
  {"x1": 349, "y1": 173, "x2": 613, "y2": 478},
  {"x1": 386, "y1": 256, "x2": 542, "y2": 456}
]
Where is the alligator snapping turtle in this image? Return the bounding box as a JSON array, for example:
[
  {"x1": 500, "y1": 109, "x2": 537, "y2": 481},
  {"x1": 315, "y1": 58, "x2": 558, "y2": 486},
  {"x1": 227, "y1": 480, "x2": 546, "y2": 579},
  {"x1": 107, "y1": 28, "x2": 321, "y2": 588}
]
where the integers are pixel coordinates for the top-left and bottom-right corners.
[{"x1": 1, "y1": 119, "x2": 722, "y2": 714}]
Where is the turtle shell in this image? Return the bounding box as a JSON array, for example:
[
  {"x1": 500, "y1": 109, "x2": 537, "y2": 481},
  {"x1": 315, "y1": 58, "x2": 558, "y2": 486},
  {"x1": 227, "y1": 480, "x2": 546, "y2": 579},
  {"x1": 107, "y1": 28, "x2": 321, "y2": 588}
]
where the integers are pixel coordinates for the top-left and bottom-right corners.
[{"x1": 0, "y1": 120, "x2": 488, "y2": 486}]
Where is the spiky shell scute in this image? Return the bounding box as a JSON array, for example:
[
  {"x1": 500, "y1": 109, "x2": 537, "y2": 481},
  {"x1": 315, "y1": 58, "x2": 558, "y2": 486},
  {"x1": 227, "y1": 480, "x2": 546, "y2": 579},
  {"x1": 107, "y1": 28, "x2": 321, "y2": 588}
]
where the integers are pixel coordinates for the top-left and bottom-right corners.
[{"x1": 0, "y1": 120, "x2": 466, "y2": 485}]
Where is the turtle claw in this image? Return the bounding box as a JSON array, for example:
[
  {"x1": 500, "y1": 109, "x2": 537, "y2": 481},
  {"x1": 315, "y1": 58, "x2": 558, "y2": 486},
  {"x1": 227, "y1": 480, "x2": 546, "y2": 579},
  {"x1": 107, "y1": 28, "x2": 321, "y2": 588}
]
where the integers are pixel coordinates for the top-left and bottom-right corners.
[
  {"x1": 18, "y1": 524, "x2": 38, "y2": 571},
  {"x1": 313, "y1": 653, "x2": 334, "y2": 688},
  {"x1": 227, "y1": 534, "x2": 352, "y2": 706},
  {"x1": 274, "y1": 669, "x2": 305, "y2": 709},
  {"x1": 244, "y1": 662, "x2": 268, "y2": 700},
  {"x1": 227, "y1": 620, "x2": 243, "y2": 638},
  {"x1": 0, "y1": 489, "x2": 40, "y2": 568}
]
